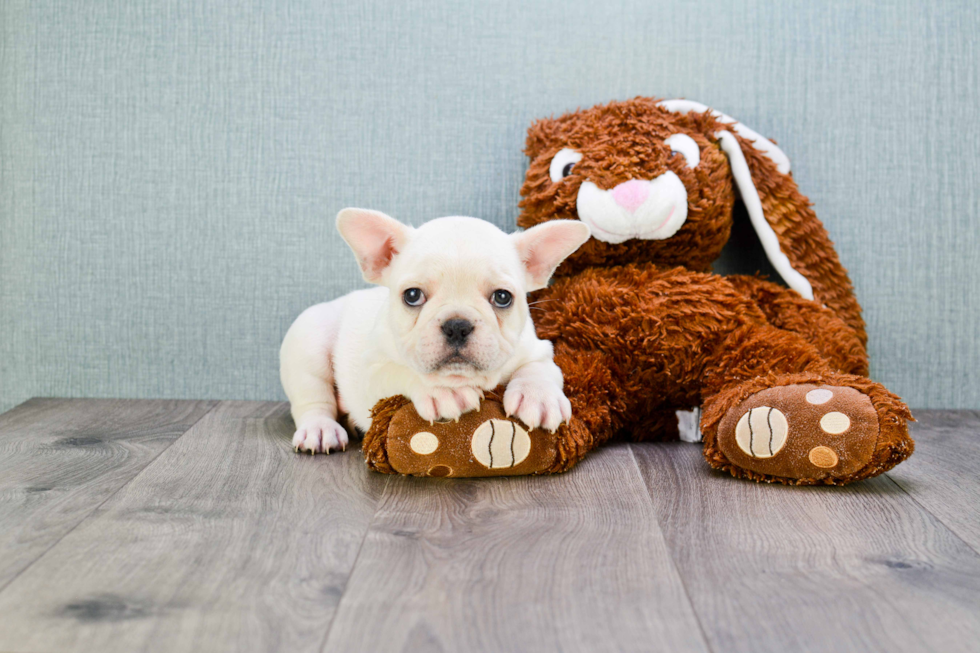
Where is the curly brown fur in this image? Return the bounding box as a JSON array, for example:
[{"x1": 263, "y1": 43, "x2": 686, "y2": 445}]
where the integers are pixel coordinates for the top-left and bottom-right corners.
[
  {"x1": 361, "y1": 394, "x2": 407, "y2": 474},
  {"x1": 534, "y1": 265, "x2": 852, "y2": 424},
  {"x1": 726, "y1": 275, "x2": 868, "y2": 375}
]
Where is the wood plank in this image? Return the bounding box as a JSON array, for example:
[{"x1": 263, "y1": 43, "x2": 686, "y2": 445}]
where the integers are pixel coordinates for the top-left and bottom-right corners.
[
  {"x1": 632, "y1": 441, "x2": 980, "y2": 653},
  {"x1": 0, "y1": 398, "x2": 215, "y2": 590},
  {"x1": 322, "y1": 443, "x2": 709, "y2": 653},
  {"x1": 888, "y1": 411, "x2": 980, "y2": 552},
  {"x1": 0, "y1": 401, "x2": 387, "y2": 653}
]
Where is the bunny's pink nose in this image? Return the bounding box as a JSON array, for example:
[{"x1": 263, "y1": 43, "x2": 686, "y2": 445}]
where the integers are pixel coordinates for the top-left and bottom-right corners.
[{"x1": 611, "y1": 179, "x2": 650, "y2": 213}]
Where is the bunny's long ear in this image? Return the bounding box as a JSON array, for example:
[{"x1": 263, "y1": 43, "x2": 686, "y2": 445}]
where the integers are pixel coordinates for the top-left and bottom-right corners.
[
  {"x1": 658, "y1": 99, "x2": 792, "y2": 174},
  {"x1": 659, "y1": 100, "x2": 867, "y2": 345}
]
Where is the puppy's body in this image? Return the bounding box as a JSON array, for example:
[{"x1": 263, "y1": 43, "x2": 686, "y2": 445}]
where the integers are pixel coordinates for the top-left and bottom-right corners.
[{"x1": 280, "y1": 211, "x2": 589, "y2": 454}]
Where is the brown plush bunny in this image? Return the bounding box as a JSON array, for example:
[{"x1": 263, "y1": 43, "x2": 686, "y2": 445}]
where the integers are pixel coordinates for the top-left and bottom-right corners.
[{"x1": 363, "y1": 97, "x2": 914, "y2": 485}]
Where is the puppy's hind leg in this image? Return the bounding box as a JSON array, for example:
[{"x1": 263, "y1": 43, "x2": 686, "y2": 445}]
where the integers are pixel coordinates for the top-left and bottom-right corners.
[{"x1": 280, "y1": 299, "x2": 350, "y2": 454}]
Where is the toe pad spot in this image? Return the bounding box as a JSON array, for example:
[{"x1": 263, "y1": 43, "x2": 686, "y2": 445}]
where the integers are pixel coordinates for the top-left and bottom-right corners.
[
  {"x1": 734, "y1": 407, "x2": 788, "y2": 458},
  {"x1": 472, "y1": 419, "x2": 531, "y2": 468},
  {"x1": 806, "y1": 389, "x2": 834, "y2": 405},
  {"x1": 820, "y1": 412, "x2": 851, "y2": 434},
  {"x1": 809, "y1": 446, "x2": 839, "y2": 468},
  {"x1": 410, "y1": 432, "x2": 439, "y2": 455}
]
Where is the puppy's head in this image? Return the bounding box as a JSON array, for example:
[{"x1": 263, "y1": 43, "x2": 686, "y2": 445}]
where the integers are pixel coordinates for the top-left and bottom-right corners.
[{"x1": 337, "y1": 209, "x2": 589, "y2": 384}]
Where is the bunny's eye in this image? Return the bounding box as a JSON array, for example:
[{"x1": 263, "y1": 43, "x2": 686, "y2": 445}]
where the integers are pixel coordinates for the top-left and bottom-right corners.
[
  {"x1": 664, "y1": 134, "x2": 700, "y2": 168},
  {"x1": 549, "y1": 148, "x2": 583, "y2": 183}
]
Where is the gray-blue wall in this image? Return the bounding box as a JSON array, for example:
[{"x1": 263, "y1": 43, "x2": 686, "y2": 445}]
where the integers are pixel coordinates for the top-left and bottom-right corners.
[{"x1": 2, "y1": 0, "x2": 978, "y2": 413}]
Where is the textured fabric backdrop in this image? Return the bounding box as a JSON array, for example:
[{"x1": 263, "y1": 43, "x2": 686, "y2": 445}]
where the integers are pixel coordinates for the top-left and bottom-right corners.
[{"x1": 2, "y1": 0, "x2": 978, "y2": 413}]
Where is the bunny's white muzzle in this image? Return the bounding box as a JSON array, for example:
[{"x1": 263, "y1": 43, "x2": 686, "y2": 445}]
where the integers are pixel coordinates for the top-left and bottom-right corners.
[{"x1": 576, "y1": 172, "x2": 688, "y2": 244}]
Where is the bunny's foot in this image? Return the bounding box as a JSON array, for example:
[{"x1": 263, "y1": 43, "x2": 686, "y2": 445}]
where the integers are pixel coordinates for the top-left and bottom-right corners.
[
  {"x1": 701, "y1": 373, "x2": 914, "y2": 485},
  {"x1": 361, "y1": 389, "x2": 591, "y2": 477}
]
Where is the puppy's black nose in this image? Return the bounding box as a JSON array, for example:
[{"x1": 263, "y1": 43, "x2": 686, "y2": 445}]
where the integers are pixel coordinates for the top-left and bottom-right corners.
[{"x1": 441, "y1": 319, "x2": 474, "y2": 348}]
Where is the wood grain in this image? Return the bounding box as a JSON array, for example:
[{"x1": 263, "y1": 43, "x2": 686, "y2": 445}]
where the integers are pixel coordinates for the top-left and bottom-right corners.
[
  {"x1": 322, "y1": 443, "x2": 709, "y2": 653},
  {"x1": 632, "y1": 441, "x2": 980, "y2": 653},
  {"x1": 4, "y1": 400, "x2": 980, "y2": 653},
  {"x1": 0, "y1": 401, "x2": 387, "y2": 653},
  {"x1": 888, "y1": 411, "x2": 980, "y2": 552},
  {"x1": 0, "y1": 398, "x2": 215, "y2": 590}
]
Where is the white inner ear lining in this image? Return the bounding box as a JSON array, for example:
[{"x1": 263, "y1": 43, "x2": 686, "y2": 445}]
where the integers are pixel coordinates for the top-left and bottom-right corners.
[
  {"x1": 715, "y1": 130, "x2": 814, "y2": 301},
  {"x1": 658, "y1": 99, "x2": 791, "y2": 175}
]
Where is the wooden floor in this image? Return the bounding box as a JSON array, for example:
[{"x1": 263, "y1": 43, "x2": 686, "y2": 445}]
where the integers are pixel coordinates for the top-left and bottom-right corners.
[{"x1": 0, "y1": 400, "x2": 978, "y2": 653}]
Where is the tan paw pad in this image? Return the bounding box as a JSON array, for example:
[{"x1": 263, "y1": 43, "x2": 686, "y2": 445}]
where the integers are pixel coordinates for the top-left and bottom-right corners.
[
  {"x1": 819, "y1": 412, "x2": 850, "y2": 434},
  {"x1": 471, "y1": 419, "x2": 531, "y2": 469},
  {"x1": 806, "y1": 389, "x2": 834, "y2": 405},
  {"x1": 734, "y1": 407, "x2": 788, "y2": 458},
  {"x1": 410, "y1": 432, "x2": 439, "y2": 455},
  {"x1": 808, "y1": 446, "x2": 839, "y2": 468}
]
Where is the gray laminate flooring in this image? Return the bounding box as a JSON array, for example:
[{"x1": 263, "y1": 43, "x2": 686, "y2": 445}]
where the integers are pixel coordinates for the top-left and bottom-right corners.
[{"x1": 0, "y1": 399, "x2": 977, "y2": 653}]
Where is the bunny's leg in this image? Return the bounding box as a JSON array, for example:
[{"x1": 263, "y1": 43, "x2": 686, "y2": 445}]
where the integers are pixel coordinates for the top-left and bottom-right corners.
[
  {"x1": 726, "y1": 275, "x2": 868, "y2": 375},
  {"x1": 636, "y1": 275, "x2": 871, "y2": 445}
]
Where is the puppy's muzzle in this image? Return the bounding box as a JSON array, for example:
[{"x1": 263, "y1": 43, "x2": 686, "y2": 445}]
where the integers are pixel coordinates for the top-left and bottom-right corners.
[{"x1": 441, "y1": 318, "x2": 474, "y2": 349}]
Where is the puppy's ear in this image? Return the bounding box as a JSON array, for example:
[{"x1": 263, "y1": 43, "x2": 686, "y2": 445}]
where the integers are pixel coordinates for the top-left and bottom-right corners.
[
  {"x1": 512, "y1": 220, "x2": 591, "y2": 291},
  {"x1": 336, "y1": 208, "x2": 412, "y2": 284}
]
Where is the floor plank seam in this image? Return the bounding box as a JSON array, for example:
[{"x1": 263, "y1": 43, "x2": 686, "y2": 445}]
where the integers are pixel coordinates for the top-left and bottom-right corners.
[
  {"x1": 0, "y1": 400, "x2": 221, "y2": 598},
  {"x1": 882, "y1": 472, "x2": 980, "y2": 559},
  {"x1": 627, "y1": 444, "x2": 716, "y2": 653},
  {"x1": 315, "y1": 472, "x2": 392, "y2": 653}
]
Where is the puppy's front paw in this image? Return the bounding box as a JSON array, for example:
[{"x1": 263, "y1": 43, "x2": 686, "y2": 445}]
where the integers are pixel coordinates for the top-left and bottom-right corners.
[
  {"x1": 410, "y1": 386, "x2": 483, "y2": 423},
  {"x1": 292, "y1": 413, "x2": 349, "y2": 455},
  {"x1": 503, "y1": 379, "x2": 571, "y2": 432}
]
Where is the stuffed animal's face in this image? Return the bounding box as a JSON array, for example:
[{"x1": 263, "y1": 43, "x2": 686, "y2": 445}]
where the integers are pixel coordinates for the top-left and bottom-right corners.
[{"x1": 518, "y1": 98, "x2": 736, "y2": 274}]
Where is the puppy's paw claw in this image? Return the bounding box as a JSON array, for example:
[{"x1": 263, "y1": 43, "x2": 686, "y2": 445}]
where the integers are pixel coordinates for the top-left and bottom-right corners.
[
  {"x1": 292, "y1": 415, "x2": 349, "y2": 455},
  {"x1": 411, "y1": 386, "x2": 482, "y2": 423},
  {"x1": 504, "y1": 380, "x2": 571, "y2": 432}
]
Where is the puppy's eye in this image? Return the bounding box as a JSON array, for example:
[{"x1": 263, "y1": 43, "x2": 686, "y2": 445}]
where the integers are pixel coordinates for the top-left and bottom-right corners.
[
  {"x1": 549, "y1": 148, "x2": 583, "y2": 183},
  {"x1": 664, "y1": 134, "x2": 700, "y2": 168},
  {"x1": 490, "y1": 289, "x2": 513, "y2": 308},
  {"x1": 402, "y1": 288, "x2": 426, "y2": 307}
]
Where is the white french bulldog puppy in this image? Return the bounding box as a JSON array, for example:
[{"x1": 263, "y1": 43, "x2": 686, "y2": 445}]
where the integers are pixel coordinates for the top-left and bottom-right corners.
[{"x1": 280, "y1": 208, "x2": 591, "y2": 454}]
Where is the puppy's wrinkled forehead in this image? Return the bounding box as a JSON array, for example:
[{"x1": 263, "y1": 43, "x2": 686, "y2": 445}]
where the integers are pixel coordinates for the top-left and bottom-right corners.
[{"x1": 395, "y1": 217, "x2": 522, "y2": 285}]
